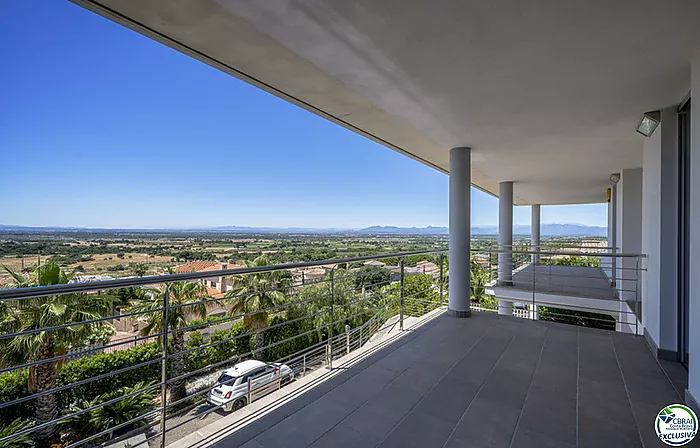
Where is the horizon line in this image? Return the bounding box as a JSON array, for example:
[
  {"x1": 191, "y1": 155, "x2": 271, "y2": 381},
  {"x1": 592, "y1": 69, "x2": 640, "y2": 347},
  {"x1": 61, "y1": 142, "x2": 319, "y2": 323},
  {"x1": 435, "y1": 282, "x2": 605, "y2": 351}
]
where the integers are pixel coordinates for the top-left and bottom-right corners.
[{"x1": 0, "y1": 223, "x2": 607, "y2": 231}]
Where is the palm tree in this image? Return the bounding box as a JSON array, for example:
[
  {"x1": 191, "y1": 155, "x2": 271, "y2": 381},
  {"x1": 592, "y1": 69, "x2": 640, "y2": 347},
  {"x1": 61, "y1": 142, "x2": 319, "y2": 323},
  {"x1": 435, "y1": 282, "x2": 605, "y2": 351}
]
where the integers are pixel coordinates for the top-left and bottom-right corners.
[
  {"x1": 0, "y1": 419, "x2": 34, "y2": 448},
  {"x1": 0, "y1": 260, "x2": 116, "y2": 446},
  {"x1": 61, "y1": 382, "x2": 155, "y2": 441},
  {"x1": 470, "y1": 258, "x2": 490, "y2": 304},
  {"x1": 130, "y1": 282, "x2": 207, "y2": 402},
  {"x1": 225, "y1": 255, "x2": 291, "y2": 361}
]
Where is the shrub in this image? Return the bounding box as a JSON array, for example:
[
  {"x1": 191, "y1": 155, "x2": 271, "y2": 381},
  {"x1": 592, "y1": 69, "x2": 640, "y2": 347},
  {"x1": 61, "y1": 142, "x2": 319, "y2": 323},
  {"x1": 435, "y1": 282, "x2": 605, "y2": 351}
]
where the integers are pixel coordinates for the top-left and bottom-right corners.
[
  {"x1": 264, "y1": 313, "x2": 322, "y2": 362},
  {"x1": 354, "y1": 266, "x2": 391, "y2": 290},
  {"x1": 206, "y1": 322, "x2": 253, "y2": 366},
  {"x1": 82, "y1": 325, "x2": 116, "y2": 347},
  {"x1": 184, "y1": 331, "x2": 207, "y2": 372},
  {"x1": 56, "y1": 342, "x2": 160, "y2": 403},
  {"x1": 0, "y1": 370, "x2": 30, "y2": 428}
]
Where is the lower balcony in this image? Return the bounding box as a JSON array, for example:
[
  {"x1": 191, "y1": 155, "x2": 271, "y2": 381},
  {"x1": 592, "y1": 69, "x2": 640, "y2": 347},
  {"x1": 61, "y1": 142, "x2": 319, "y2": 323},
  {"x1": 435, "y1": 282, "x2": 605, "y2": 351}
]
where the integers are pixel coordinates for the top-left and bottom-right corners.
[{"x1": 175, "y1": 311, "x2": 685, "y2": 448}]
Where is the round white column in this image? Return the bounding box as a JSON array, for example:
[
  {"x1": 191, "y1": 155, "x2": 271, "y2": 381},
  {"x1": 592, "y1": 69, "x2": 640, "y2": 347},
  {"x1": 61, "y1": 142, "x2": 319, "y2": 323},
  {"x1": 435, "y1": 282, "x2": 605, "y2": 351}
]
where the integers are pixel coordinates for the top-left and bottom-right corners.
[
  {"x1": 531, "y1": 204, "x2": 541, "y2": 264},
  {"x1": 498, "y1": 181, "x2": 514, "y2": 316},
  {"x1": 448, "y1": 147, "x2": 472, "y2": 317}
]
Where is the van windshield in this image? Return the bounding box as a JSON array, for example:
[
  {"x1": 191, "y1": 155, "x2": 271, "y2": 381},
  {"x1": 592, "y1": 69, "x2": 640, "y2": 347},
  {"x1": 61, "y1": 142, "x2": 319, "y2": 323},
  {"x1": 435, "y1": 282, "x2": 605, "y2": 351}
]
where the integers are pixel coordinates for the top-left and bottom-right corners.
[{"x1": 216, "y1": 373, "x2": 237, "y2": 386}]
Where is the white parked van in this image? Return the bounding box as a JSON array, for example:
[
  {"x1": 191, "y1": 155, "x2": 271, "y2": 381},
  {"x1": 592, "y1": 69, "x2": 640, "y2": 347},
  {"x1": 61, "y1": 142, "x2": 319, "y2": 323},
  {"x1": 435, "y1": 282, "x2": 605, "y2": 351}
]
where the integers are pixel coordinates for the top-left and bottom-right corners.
[{"x1": 207, "y1": 360, "x2": 294, "y2": 412}]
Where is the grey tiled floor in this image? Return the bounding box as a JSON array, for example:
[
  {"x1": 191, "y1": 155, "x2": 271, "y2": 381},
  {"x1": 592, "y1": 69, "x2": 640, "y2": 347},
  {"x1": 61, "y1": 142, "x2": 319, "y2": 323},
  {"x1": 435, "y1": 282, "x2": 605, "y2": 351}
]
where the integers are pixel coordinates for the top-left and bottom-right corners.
[
  {"x1": 211, "y1": 312, "x2": 686, "y2": 448},
  {"x1": 511, "y1": 265, "x2": 618, "y2": 300}
]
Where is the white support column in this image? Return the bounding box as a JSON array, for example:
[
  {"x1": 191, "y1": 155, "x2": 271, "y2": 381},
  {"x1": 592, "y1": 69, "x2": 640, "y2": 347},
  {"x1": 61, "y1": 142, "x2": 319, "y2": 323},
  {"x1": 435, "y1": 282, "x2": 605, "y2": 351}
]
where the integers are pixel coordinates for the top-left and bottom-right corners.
[
  {"x1": 448, "y1": 147, "x2": 471, "y2": 317},
  {"x1": 610, "y1": 180, "x2": 618, "y2": 287},
  {"x1": 530, "y1": 204, "x2": 540, "y2": 319},
  {"x1": 531, "y1": 204, "x2": 540, "y2": 264},
  {"x1": 498, "y1": 181, "x2": 514, "y2": 316}
]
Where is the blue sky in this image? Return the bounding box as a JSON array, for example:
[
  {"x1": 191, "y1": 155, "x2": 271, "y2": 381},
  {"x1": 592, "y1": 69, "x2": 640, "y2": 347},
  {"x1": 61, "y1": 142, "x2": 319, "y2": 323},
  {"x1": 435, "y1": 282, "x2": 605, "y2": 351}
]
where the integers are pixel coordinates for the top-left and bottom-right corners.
[{"x1": 0, "y1": 1, "x2": 606, "y2": 229}]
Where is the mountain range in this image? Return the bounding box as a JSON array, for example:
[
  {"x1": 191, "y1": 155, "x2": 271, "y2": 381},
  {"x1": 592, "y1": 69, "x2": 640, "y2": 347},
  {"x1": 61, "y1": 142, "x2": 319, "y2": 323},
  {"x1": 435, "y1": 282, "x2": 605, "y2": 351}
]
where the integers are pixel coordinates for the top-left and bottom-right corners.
[{"x1": 0, "y1": 224, "x2": 606, "y2": 236}]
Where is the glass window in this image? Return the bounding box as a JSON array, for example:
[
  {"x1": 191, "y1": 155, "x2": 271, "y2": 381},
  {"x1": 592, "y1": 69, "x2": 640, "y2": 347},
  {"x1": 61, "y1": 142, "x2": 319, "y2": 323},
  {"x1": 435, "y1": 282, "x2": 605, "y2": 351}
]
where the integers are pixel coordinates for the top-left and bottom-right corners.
[{"x1": 216, "y1": 373, "x2": 237, "y2": 386}]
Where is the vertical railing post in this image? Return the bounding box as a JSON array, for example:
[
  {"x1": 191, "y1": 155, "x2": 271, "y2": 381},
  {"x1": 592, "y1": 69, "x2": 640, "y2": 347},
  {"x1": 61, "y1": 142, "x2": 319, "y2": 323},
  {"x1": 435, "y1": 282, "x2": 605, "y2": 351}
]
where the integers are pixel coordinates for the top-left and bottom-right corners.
[
  {"x1": 439, "y1": 254, "x2": 445, "y2": 307},
  {"x1": 635, "y1": 257, "x2": 640, "y2": 336},
  {"x1": 345, "y1": 324, "x2": 351, "y2": 355},
  {"x1": 399, "y1": 258, "x2": 405, "y2": 331},
  {"x1": 531, "y1": 254, "x2": 536, "y2": 320},
  {"x1": 248, "y1": 376, "x2": 253, "y2": 404},
  {"x1": 160, "y1": 284, "x2": 170, "y2": 448},
  {"x1": 302, "y1": 354, "x2": 306, "y2": 377},
  {"x1": 327, "y1": 269, "x2": 335, "y2": 369}
]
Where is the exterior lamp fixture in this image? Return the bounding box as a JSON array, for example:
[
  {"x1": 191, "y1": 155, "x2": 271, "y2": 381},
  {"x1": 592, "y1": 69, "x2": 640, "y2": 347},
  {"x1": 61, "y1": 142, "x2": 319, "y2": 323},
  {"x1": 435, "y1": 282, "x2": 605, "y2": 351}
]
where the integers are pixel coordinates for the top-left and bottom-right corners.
[{"x1": 636, "y1": 111, "x2": 661, "y2": 137}]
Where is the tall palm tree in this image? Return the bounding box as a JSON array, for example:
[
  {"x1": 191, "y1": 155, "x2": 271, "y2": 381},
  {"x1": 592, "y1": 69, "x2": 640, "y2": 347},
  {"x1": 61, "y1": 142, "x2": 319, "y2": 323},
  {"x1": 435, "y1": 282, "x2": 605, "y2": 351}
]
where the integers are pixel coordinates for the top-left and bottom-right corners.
[
  {"x1": 130, "y1": 282, "x2": 207, "y2": 402},
  {"x1": 225, "y1": 255, "x2": 291, "y2": 361},
  {"x1": 470, "y1": 258, "x2": 489, "y2": 302},
  {"x1": 0, "y1": 260, "x2": 115, "y2": 446}
]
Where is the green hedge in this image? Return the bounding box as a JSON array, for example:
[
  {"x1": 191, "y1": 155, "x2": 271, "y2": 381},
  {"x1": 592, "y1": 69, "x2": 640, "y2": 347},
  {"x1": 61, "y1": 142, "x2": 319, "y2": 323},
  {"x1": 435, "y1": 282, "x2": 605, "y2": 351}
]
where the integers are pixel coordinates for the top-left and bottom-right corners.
[
  {"x1": 56, "y1": 342, "x2": 161, "y2": 403},
  {"x1": 264, "y1": 314, "x2": 322, "y2": 362},
  {"x1": 0, "y1": 369, "x2": 30, "y2": 428},
  {"x1": 0, "y1": 310, "x2": 382, "y2": 431},
  {"x1": 184, "y1": 322, "x2": 253, "y2": 372},
  {"x1": 206, "y1": 322, "x2": 253, "y2": 365}
]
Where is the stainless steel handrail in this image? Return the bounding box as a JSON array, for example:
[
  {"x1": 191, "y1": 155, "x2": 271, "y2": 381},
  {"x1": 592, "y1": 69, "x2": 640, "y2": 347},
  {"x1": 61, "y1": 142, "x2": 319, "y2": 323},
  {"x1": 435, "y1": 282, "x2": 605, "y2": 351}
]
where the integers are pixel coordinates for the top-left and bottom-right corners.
[
  {"x1": 0, "y1": 249, "x2": 445, "y2": 300},
  {"x1": 0, "y1": 246, "x2": 647, "y2": 447}
]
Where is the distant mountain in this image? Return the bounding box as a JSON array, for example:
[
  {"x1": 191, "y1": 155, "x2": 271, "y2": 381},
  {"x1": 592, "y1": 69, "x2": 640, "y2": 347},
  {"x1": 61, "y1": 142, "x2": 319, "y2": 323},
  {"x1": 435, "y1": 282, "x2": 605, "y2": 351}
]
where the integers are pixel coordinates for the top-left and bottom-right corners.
[
  {"x1": 356, "y1": 226, "x2": 448, "y2": 235},
  {"x1": 471, "y1": 224, "x2": 606, "y2": 237},
  {"x1": 211, "y1": 226, "x2": 348, "y2": 234},
  {"x1": 0, "y1": 223, "x2": 606, "y2": 237},
  {"x1": 358, "y1": 224, "x2": 605, "y2": 236}
]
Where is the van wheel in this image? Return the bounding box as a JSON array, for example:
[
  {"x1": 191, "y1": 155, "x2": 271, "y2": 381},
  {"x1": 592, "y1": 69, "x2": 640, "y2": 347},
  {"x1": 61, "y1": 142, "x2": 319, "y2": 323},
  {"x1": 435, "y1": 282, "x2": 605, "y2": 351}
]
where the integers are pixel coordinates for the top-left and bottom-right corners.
[
  {"x1": 282, "y1": 374, "x2": 293, "y2": 385},
  {"x1": 231, "y1": 397, "x2": 247, "y2": 412}
]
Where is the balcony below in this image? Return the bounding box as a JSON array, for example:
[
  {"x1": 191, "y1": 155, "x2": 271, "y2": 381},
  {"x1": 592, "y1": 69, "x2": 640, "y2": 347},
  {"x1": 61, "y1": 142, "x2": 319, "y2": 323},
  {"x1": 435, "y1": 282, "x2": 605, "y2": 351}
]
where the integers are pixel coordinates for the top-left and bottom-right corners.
[
  {"x1": 190, "y1": 311, "x2": 685, "y2": 448},
  {"x1": 509, "y1": 264, "x2": 618, "y2": 300}
]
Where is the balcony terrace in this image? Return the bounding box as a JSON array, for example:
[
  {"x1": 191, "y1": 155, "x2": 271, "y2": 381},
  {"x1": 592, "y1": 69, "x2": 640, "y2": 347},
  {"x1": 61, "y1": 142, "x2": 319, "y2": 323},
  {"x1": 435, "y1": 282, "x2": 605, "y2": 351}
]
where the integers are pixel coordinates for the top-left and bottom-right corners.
[
  {"x1": 177, "y1": 311, "x2": 685, "y2": 448},
  {"x1": 0, "y1": 249, "x2": 683, "y2": 448}
]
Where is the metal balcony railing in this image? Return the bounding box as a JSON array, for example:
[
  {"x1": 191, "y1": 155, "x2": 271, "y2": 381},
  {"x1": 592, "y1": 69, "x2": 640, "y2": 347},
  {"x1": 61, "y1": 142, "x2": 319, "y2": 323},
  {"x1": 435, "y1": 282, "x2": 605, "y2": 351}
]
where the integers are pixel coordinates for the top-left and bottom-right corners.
[
  {"x1": 469, "y1": 246, "x2": 645, "y2": 334},
  {"x1": 0, "y1": 244, "x2": 645, "y2": 448},
  {"x1": 0, "y1": 250, "x2": 446, "y2": 448}
]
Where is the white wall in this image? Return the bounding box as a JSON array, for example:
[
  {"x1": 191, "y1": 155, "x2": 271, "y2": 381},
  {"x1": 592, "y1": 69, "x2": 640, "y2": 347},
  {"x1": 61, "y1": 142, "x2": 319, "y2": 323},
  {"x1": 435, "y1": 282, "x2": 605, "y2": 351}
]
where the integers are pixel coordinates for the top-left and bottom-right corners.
[
  {"x1": 643, "y1": 130, "x2": 662, "y2": 344},
  {"x1": 617, "y1": 168, "x2": 643, "y2": 303},
  {"x1": 687, "y1": 49, "x2": 700, "y2": 407},
  {"x1": 659, "y1": 108, "x2": 679, "y2": 353},
  {"x1": 642, "y1": 107, "x2": 679, "y2": 354}
]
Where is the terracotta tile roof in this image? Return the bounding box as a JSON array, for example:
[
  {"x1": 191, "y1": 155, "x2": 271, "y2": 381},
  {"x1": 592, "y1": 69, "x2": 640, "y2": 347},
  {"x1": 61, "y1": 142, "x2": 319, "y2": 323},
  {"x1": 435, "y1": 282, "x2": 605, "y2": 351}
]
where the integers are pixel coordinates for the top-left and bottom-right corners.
[
  {"x1": 174, "y1": 261, "x2": 219, "y2": 274},
  {"x1": 199, "y1": 264, "x2": 224, "y2": 272},
  {"x1": 206, "y1": 287, "x2": 226, "y2": 299}
]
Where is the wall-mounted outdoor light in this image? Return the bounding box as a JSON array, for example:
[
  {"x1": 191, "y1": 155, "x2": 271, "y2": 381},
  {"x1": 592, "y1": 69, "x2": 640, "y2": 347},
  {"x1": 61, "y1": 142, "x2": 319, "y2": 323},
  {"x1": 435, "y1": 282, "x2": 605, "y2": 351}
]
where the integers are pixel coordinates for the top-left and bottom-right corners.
[{"x1": 636, "y1": 111, "x2": 661, "y2": 137}]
